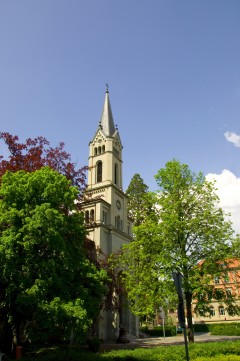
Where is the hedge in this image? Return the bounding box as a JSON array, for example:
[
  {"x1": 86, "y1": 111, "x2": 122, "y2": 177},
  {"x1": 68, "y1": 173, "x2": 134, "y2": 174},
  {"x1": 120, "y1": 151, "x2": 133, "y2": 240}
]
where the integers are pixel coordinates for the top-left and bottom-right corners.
[
  {"x1": 194, "y1": 322, "x2": 240, "y2": 335},
  {"x1": 140, "y1": 325, "x2": 176, "y2": 337}
]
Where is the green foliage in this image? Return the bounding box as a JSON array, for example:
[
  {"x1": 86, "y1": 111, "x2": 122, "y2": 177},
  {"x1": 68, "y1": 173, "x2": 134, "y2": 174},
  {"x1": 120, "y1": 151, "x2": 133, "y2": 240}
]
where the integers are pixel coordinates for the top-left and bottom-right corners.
[
  {"x1": 195, "y1": 357, "x2": 240, "y2": 361},
  {"x1": 0, "y1": 167, "x2": 107, "y2": 347},
  {"x1": 211, "y1": 323, "x2": 240, "y2": 336},
  {"x1": 116, "y1": 160, "x2": 237, "y2": 341},
  {"x1": 110, "y1": 189, "x2": 177, "y2": 316},
  {"x1": 193, "y1": 323, "x2": 211, "y2": 332},
  {"x1": 194, "y1": 322, "x2": 240, "y2": 335},
  {"x1": 140, "y1": 325, "x2": 176, "y2": 337},
  {"x1": 126, "y1": 173, "x2": 157, "y2": 226}
]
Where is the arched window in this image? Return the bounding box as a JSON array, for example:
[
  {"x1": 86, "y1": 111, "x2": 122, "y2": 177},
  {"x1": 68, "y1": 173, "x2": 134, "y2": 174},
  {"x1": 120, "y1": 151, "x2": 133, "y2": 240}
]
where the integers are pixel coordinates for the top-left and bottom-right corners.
[
  {"x1": 90, "y1": 209, "x2": 94, "y2": 222},
  {"x1": 94, "y1": 147, "x2": 97, "y2": 156},
  {"x1": 102, "y1": 145, "x2": 105, "y2": 153},
  {"x1": 98, "y1": 146, "x2": 101, "y2": 155},
  {"x1": 114, "y1": 163, "x2": 118, "y2": 185},
  {"x1": 96, "y1": 161, "x2": 102, "y2": 182},
  {"x1": 85, "y1": 210, "x2": 89, "y2": 223}
]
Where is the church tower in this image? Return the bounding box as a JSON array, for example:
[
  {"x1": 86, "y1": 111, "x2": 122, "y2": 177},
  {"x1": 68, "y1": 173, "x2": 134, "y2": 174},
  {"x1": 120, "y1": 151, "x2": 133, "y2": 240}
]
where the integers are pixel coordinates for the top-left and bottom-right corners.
[{"x1": 82, "y1": 88, "x2": 138, "y2": 341}]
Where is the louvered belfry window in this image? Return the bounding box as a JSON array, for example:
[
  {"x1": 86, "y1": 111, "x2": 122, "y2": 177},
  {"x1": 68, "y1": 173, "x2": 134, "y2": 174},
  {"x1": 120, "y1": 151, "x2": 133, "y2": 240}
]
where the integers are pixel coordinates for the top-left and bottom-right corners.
[{"x1": 97, "y1": 161, "x2": 102, "y2": 182}]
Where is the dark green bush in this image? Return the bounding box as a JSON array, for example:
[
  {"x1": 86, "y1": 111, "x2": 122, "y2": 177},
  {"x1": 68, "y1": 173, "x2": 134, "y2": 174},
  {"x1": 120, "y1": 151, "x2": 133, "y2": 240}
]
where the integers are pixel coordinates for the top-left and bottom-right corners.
[
  {"x1": 194, "y1": 322, "x2": 240, "y2": 335},
  {"x1": 194, "y1": 323, "x2": 211, "y2": 332},
  {"x1": 211, "y1": 323, "x2": 240, "y2": 336},
  {"x1": 140, "y1": 325, "x2": 176, "y2": 337}
]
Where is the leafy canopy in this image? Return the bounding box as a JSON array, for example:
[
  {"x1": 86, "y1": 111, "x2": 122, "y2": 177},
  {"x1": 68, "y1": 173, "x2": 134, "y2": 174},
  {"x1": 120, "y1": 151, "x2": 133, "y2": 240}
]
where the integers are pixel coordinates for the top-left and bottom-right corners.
[
  {"x1": 116, "y1": 160, "x2": 237, "y2": 340},
  {"x1": 0, "y1": 167, "x2": 107, "y2": 346},
  {"x1": 0, "y1": 132, "x2": 87, "y2": 195}
]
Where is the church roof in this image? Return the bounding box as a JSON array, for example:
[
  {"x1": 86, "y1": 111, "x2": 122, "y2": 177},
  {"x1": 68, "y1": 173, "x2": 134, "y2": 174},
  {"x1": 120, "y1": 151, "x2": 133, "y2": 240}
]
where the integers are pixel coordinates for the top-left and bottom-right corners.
[{"x1": 99, "y1": 89, "x2": 115, "y2": 136}]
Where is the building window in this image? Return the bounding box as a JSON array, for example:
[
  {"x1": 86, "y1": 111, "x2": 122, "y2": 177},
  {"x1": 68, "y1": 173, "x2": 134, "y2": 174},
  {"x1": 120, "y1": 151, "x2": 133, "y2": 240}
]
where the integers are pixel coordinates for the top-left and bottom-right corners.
[
  {"x1": 210, "y1": 308, "x2": 215, "y2": 316},
  {"x1": 114, "y1": 163, "x2": 118, "y2": 185},
  {"x1": 90, "y1": 209, "x2": 94, "y2": 222},
  {"x1": 98, "y1": 146, "x2": 101, "y2": 155},
  {"x1": 115, "y1": 215, "x2": 121, "y2": 229},
  {"x1": 96, "y1": 161, "x2": 102, "y2": 182},
  {"x1": 85, "y1": 210, "x2": 89, "y2": 223},
  {"x1": 199, "y1": 309, "x2": 205, "y2": 316},
  {"x1": 94, "y1": 147, "x2": 97, "y2": 156},
  {"x1": 102, "y1": 145, "x2": 105, "y2": 153},
  {"x1": 219, "y1": 307, "x2": 225, "y2": 316},
  {"x1": 103, "y1": 210, "x2": 107, "y2": 224},
  {"x1": 226, "y1": 288, "x2": 232, "y2": 297}
]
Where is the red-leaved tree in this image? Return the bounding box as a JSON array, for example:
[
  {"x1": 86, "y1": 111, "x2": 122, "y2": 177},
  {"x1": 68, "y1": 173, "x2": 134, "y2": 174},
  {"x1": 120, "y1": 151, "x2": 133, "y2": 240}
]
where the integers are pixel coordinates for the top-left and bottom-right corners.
[{"x1": 0, "y1": 132, "x2": 87, "y2": 197}]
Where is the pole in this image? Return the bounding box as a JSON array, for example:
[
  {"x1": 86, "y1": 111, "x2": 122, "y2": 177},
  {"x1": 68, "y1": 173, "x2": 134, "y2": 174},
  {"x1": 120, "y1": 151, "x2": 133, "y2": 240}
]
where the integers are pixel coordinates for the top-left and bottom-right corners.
[
  {"x1": 172, "y1": 271, "x2": 190, "y2": 361},
  {"x1": 161, "y1": 307, "x2": 165, "y2": 339},
  {"x1": 183, "y1": 327, "x2": 190, "y2": 361},
  {"x1": 179, "y1": 297, "x2": 190, "y2": 361}
]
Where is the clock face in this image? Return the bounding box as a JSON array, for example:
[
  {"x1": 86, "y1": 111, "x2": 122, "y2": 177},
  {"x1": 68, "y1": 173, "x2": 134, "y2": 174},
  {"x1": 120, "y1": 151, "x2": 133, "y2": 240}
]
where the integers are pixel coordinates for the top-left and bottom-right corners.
[{"x1": 116, "y1": 200, "x2": 121, "y2": 210}]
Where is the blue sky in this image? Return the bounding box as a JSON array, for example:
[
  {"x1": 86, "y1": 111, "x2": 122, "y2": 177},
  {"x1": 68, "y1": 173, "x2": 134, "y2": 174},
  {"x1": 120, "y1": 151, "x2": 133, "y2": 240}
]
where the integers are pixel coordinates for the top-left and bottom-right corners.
[{"x1": 1, "y1": 1, "x2": 240, "y2": 231}]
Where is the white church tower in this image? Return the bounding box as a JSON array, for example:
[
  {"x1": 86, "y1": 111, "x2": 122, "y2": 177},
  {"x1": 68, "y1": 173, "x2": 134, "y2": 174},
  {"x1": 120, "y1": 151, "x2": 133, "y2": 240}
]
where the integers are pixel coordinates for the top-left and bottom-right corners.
[{"x1": 82, "y1": 87, "x2": 138, "y2": 341}]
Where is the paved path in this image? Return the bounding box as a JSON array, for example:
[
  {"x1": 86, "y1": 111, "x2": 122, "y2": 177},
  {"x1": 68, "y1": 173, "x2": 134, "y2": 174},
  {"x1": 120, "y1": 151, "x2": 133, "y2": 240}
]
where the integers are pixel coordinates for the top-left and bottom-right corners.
[{"x1": 100, "y1": 333, "x2": 240, "y2": 352}]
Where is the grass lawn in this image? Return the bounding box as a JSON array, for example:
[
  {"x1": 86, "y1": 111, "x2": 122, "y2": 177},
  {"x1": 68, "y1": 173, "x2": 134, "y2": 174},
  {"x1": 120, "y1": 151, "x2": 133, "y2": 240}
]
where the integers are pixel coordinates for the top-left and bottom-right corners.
[{"x1": 17, "y1": 340, "x2": 240, "y2": 361}]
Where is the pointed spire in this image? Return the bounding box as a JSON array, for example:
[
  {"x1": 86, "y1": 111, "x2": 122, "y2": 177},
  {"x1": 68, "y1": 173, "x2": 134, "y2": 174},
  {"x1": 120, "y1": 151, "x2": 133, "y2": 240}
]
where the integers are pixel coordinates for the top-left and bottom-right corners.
[{"x1": 99, "y1": 85, "x2": 115, "y2": 136}]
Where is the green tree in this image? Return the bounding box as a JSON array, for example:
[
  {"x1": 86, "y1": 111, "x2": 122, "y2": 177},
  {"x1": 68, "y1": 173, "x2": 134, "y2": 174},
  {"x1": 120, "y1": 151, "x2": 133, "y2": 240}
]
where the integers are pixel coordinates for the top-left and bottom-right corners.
[
  {"x1": 113, "y1": 174, "x2": 176, "y2": 322},
  {"x1": 117, "y1": 160, "x2": 237, "y2": 342},
  {"x1": 111, "y1": 218, "x2": 177, "y2": 319},
  {"x1": 0, "y1": 167, "x2": 107, "y2": 353},
  {"x1": 126, "y1": 173, "x2": 157, "y2": 226},
  {"x1": 154, "y1": 160, "x2": 236, "y2": 341}
]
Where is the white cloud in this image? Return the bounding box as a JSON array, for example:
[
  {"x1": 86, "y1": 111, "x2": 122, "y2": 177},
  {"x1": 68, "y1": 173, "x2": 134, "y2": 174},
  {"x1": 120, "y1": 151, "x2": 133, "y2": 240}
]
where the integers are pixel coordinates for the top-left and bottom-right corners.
[
  {"x1": 206, "y1": 170, "x2": 240, "y2": 234},
  {"x1": 224, "y1": 131, "x2": 240, "y2": 147}
]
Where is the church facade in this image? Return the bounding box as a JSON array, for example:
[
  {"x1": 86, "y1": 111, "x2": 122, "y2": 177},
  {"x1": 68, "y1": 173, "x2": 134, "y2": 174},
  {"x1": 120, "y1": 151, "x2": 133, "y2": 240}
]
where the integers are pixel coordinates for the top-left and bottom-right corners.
[{"x1": 81, "y1": 89, "x2": 139, "y2": 341}]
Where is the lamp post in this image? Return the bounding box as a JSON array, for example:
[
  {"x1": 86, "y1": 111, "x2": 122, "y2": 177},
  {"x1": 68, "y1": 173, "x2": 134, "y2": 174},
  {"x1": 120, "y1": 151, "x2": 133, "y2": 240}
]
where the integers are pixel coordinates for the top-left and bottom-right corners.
[
  {"x1": 159, "y1": 306, "x2": 165, "y2": 338},
  {"x1": 172, "y1": 271, "x2": 190, "y2": 361}
]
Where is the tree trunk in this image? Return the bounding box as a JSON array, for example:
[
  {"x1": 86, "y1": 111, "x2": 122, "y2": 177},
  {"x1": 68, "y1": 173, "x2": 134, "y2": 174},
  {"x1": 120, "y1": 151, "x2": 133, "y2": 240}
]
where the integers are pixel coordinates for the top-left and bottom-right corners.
[{"x1": 185, "y1": 291, "x2": 194, "y2": 343}]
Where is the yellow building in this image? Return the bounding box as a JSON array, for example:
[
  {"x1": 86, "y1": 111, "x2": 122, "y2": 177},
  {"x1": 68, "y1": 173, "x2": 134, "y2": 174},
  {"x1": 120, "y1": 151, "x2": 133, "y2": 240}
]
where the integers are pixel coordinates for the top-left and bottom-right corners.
[{"x1": 193, "y1": 259, "x2": 240, "y2": 324}]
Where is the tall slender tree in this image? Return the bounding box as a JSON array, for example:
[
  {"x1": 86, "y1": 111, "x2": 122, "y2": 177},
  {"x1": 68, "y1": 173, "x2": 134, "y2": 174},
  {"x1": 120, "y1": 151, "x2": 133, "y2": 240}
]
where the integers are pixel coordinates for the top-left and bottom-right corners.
[{"x1": 126, "y1": 173, "x2": 157, "y2": 226}]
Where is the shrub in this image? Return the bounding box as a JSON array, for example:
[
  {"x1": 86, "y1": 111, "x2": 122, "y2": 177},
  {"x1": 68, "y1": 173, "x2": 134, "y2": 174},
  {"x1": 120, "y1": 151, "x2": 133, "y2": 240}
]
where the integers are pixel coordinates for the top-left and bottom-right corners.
[
  {"x1": 211, "y1": 323, "x2": 240, "y2": 336},
  {"x1": 195, "y1": 356, "x2": 240, "y2": 361},
  {"x1": 194, "y1": 323, "x2": 211, "y2": 332},
  {"x1": 140, "y1": 325, "x2": 176, "y2": 337},
  {"x1": 194, "y1": 322, "x2": 240, "y2": 335}
]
